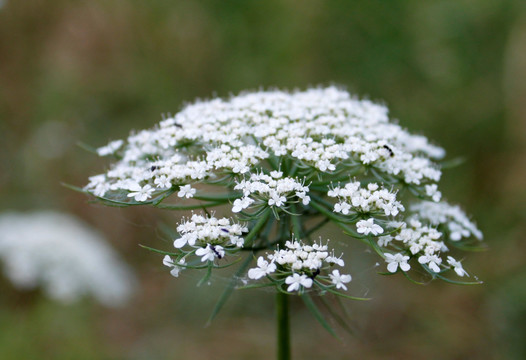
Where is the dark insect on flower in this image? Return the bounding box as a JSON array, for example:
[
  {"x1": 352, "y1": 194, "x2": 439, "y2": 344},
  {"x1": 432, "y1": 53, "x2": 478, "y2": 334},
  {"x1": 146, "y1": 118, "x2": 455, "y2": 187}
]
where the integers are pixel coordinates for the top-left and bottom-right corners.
[
  {"x1": 383, "y1": 145, "x2": 394, "y2": 157},
  {"x1": 210, "y1": 245, "x2": 223, "y2": 259},
  {"x1": 310, "y1": 268, "x2": 320, "y2": 279},
  {"x1": 220, "y1": 228, "x2": 230, "y2": 233},
  {"x1": 150, "y1": 166, "x2": 158, "y2": 171},
  {"x1": 174, "y1": 122, "x2": 183, "y2": 128}
]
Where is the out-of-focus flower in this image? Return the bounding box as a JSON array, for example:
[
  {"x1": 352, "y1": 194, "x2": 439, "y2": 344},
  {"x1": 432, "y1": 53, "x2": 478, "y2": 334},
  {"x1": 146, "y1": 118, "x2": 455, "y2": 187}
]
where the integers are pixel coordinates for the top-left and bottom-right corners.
[{"x1": 0, "y1": 211, "x2": 136, "y2": 307}]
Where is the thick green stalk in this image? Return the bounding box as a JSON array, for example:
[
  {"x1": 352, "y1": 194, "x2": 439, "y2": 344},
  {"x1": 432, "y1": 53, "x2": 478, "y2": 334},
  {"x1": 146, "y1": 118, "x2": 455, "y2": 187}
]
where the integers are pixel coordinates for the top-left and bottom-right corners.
[{"x1": 276, "y1": 291, "x2": 291, "y2": 360}]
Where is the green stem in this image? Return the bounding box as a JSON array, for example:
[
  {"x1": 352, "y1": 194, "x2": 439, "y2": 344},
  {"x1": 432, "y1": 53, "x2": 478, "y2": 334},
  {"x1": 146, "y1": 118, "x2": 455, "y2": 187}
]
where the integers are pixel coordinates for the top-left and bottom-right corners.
[
  {"x1": 276, "y1": 291, "x2": 291, "y2": 360},
  {"x1": 309, "y1": 200, "x2": 369, "y2": 246}
]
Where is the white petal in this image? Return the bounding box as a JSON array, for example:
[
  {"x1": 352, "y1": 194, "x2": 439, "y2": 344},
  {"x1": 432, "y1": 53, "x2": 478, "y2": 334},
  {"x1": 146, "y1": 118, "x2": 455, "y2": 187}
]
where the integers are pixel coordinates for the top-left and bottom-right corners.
[{"x1": 387, "y1": 262, "x2": 399, "y2": 273}]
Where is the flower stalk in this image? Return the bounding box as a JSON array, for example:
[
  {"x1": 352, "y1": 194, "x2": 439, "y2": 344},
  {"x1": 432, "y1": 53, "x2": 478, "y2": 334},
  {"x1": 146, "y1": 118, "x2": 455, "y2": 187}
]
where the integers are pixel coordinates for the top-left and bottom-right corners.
[{"x1": 276, "y1": 291, "x2": 291, "y2": 360}]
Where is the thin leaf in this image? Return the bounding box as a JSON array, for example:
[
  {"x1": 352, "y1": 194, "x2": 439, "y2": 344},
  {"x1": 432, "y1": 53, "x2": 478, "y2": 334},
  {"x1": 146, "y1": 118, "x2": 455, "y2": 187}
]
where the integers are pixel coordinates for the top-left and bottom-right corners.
[
  {"x1": 301, "y1": 294, "x2": 339, "y2": 338},
  {"x1": 197, "y1": 263, "x2": 213, "y2": 287},
  {"x1": 318, "y1": 296, "x2": 354, "y2": 335},
  {"x1": 401, "y1": 270, "x2": 429, "y2": 285},
  {"x1": 61, "y1": 182, "x2": 89, "y2": 194},
  {"x1": 243, "y1": 210, "x2": 271, "y2": 247},
  {"x1": 440, "y1": 157, "x2": 466, "y2": 170},
  {"x1": 324, "y1": 288, "x2": 371, "y2": 301},
  {"x1": 236, "y1": 282, "x2": 276, "y2": 290},
  {"x1": 155, "y1": 202, "x2": 224, "y2": 210},
  {"x1": 139, "y1": 244, "x2": 180, "y2": 257},
  {"x1": 434, "y1": 273, "x2": 483, "y2": 285},
  {"x1": 206, "y1": 253, "x2": 254, "y2": 326},
  {"x1": 193, "y1": 193, "x2": 242, "y2": 202},
  {"x1": 77, "y1": 142, "x2": 99, "y2": 154}
]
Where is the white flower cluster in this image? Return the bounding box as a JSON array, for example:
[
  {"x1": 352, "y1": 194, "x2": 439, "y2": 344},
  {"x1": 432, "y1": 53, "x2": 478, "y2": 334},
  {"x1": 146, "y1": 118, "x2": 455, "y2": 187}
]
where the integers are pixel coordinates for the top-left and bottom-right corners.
[
  {"x1": 248, "y1": 240, "x2": 352, "y2": 292},
  {"x1": 0, "y1": 211, "x2": 136, "y2": 307},
  {"x1": 170, "y1": 214, "x2": 248, "y2": 264},
  {"x1": 380, "y1": 218, "x2": 468, "y2": 276},
  {"x1": 232, "y1": 171, "x2": 310, "y2": 213},
  {"x1": 82, "y1": 86, "x2": 482, "y2": 291},
  {"x1": 85, "y1": 87, "x2": 444, "y2": 204},
  {"x1": 328, "y1": 182, "x2": 404, "y2": 216},
  {"x1": 410, "y1": 201, "x2": 483, "y2": 241},
  {"x1": 96, "y1": 139, "x2": 123, "y2": 156}
]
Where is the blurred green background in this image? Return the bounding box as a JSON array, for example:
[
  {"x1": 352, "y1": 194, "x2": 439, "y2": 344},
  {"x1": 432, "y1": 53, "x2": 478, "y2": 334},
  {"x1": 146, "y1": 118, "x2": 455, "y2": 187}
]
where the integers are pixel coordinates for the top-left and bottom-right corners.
[{"x1": 1, "y1": 0, "x2": 526, "y2": 359}]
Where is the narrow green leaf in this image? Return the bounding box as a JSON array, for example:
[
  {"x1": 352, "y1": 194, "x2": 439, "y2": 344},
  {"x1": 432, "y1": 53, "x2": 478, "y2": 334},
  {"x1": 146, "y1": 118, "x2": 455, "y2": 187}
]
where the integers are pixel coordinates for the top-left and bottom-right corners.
[
  {"x1": 139, "y1": 244, "x2": 180, "y2": 257},
  {"x1": 193, "y1": 193, "x2": 242, "y2": 202},
  {"x1": 206, "y1": 253, "x2": 254, "y2": 326},
  {"x1": 155, "y1": 202, "x2": 224, "y2": 210},
  {"x1": 300, "y1": 294, "x2": 339, "y2": 338},
  {"x1": 197, "y1": 263, "x2": 213, "y2": 287},
  {"x1": 401, "y1": 270, "x2": 429, "y2": 285},
  {"x1": 243, "y1": 210, "x2": 271, "y2": 247},
  {"x1": 440, "y1": 157, "x2": 466, "y2": 170},
  {"x1": 318, "y1": 296, "x2": 354, "y2": 335},
  {"x1": 77, "y1": 142, "x2": 99, "y2": 154},
  {"x1": 61, "y1": 182, "x2": 89, "y2": 194},
  {"x1": 236, "y1": 282, "x2": 276, "y2": 290},
  {"x1": 434, "y1": 273, "x2": 483, "y2": 285},
  {"x1": 324, "y1": 288, "x2": 371, "y2": 301}
]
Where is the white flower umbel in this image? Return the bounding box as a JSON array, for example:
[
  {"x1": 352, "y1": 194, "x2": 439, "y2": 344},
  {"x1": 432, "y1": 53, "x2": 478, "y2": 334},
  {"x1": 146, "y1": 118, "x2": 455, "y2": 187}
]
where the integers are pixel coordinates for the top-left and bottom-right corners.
[
  {"x1": 232, "y1": 172, "x2": 310, "y2": 213},
  {"x1": 81, "y1": 87, "x2": 483, "y2": 310},
  {"x1": 0, "y1": 211, "x2": 136, "y2": 307},
  {"x1": 248, "y1": 239, "x2": 352, "y2": 293},
  {"x1": 84, "y1": 87, "x2": 445, "y2": 202},
  {"x1": 329, "y1": 182, "x2": 404, "y2": 216},
  {"x1": 410, "y1": 201, "x2": 483, "y2": 241},
  {"x1": 80, "y1": 87, "x2": 485, "y2": 354},
  {"x1": 167, "y1": 214, "x2": 247, "y2": 271}
]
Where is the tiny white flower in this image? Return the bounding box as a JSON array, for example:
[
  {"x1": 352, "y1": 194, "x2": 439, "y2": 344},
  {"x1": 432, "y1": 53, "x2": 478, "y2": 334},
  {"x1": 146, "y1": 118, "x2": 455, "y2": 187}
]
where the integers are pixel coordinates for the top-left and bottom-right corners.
[
  {"x1": 329, "y1": 270, "x2": 352, "y2": 291},
  {"x1": 154, "y1": 175, "x2": 172, "y2": 189},
  {"x1": 196, "y1": 245, "x2": 225, "y2": 262},
  {"x1": 268, "y1": 194, "x2": 287, "y2": 207},
  {"x1": 377, "y1": 235, "x2": 393, "y2": 247},
  {"x1": 97, "y1": 140, "x2": 124, "y2": 156},
  {"x1": 334, "y1": 202, "x2": 351, "y2": 215},
  {"x1": 163, "y1": 255, "x2": 185, "y2": 277},
  {"x1": 270, "y1": 171, "x2": 283, "y2": 178},
  {"x1": 447, "y1": 256, "x2": 469, "y2": 277},
  {"x1": 248, "y1": 257, "x2": 277, "y2": 280},
  {"x1": 232, "y1": 197, "x2": 254, "y2": 213},
  {"x1": 285, "y1": 273, "x2": 313, "y2": 292},
  {"x1": 326, "y1": 256, "x2": 345, "y2": 267},
  {"x1": 385, "y1": 252, "x2": 411, "y2": 273},
  {"x1": 418, "y1": 254, "x2": 442, "y2": 273},
  {"x1": 127, "y1": 184, "x2": 154, "y2": 202},
  {"x1": 425, "y1": 184, "x2": 442, "y2": 202},
  {"x1": 356, "y1": 218, "x2": 384, "y2": 236},
  {"x1": 178, "y1": 184, "x2": 196, "y2": 198}
]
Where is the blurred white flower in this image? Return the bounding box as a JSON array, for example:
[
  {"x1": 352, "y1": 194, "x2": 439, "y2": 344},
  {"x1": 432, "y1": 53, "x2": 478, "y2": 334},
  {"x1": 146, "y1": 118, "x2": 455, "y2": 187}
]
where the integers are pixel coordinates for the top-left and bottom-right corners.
[
  {"x1": 285, "y1": 273, "x2": 312, "y2": 292},
  {"x1": 356, "y1": 218, "x2": 384, "y2": 236},
  {"x1": 447, "y1": 256, "x2": 469, "y2": 277},
  {"x1": 329, "y1": 270, "x2": 352, "y2": 291},
  {"x1": 0, "y1": 211, "x2": 136, "y2": 307},
  {"x1": 384, "y1": 253, "x2": 411, "y2": 273}
]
